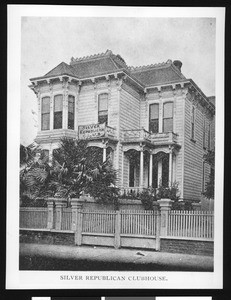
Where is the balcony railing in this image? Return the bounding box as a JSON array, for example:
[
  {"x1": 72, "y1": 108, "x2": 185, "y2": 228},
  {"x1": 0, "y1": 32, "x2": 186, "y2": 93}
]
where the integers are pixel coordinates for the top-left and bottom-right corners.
[
  {"x1": 78, "y1": 123, "x2": 116, "y2": 140},
  {"x1": 122, "y1": 129, "x2": 151, "y2": 143},
  {"x1": 149, "y1": 132, "x2": 178, "y2": 145},
  {"x1": 122, "y1": 129, "x2": 178, "y2": 145}
]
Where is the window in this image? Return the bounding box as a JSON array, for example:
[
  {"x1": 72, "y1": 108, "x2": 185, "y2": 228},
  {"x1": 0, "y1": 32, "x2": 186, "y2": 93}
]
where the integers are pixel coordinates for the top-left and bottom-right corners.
[
  {"x1": 208, "y1": 123, "x2": 211, "y2": 150},
  {"x1": 41, "y1": 97, "x2": 50, "y2": 130},
  {"x1": 163, "y1": 102, "x2": 173, "y2": 132},
  {"x1": 149, "y1": 104, "x2": 159, "y2": 133},
  {"x1": 191, "y1": 106, "x2": 195, "y2": 140},
  {"x1": 203, "y1": 118, "x2": 206, "y2": 148},
  {"x1": 54, "y1": 95, "x2": 63, "y2": 129},
  {"x1": 68, "y1": 95, "x2": 75, "y2": 130},
  {"x1": 98, "y1": 93, "x2": 108, "y2": 125}
]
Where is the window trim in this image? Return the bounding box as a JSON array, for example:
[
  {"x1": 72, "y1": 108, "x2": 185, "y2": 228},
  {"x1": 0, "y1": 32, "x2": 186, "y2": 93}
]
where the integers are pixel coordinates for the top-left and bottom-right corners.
[
  {"x1": 41, "y1": 96, "x2": 50, "y2": 131},
  {"x1": 68, "y1": 94, "x2": 75, "y2": 130},
  {"x1": 190, "y1": 104, "x2": 196, "y2": 141},
  {"x1": 98, "y1": 92, "x2": 109, "y2": 125},
  {"x1": 208, "y1": 123, "x2": 211, "y2": 150},
  {"x1": 163, "y1": 101, "x2": 174, "y2": 133},
  {"x1": 53, "y1": 94, "x2": 63, "y2": 130},
  {"x1": 149, "y1": 103, "x2": 159, "y2": 133}
]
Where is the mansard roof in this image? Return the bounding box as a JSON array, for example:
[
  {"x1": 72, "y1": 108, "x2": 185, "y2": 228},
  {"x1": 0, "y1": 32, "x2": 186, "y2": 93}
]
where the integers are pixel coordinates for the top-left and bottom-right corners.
[
  {"x1": 44, "y1": 62, "x2": 76, "y2": 78},
  {"x1": 69, "y1": 49, "x2": 127, "y2": 78},
  {"x1": 30, "y1": 50, "x2": 186, "y2": 88},
  {"x1": 129, "y1": 60, "x2": 186, "y2": 86}
]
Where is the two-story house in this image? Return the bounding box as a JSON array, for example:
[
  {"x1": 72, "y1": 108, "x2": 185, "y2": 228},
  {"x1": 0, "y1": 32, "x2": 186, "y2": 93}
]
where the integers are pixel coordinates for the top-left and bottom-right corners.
[{"x1": 29, "y1": 50, "x2": 215, "y2": 202}]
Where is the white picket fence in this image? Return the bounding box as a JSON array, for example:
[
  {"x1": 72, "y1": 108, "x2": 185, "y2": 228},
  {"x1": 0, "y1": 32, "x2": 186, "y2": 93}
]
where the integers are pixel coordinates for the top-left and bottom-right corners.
[{"x1": 20, "y1": 207, "x2": 214, "y2": 240}]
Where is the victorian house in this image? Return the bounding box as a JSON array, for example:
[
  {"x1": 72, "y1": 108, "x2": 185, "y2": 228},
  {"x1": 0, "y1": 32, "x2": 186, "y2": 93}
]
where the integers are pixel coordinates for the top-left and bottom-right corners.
[{"x1": 29, "y1": 50, "x2": 215, "y2": 202}]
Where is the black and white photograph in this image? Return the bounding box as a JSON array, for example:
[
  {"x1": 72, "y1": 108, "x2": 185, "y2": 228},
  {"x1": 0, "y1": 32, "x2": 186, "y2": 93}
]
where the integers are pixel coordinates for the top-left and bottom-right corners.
[{"x1": 7, "y1": 5, "x2": 224, "y2": 289}]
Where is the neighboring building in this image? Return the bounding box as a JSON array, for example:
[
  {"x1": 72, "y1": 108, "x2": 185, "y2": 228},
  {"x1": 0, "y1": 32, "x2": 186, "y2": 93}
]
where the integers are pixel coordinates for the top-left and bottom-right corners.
[{"x1": 29, "y1": 50, "x2": 215, "y2": 202}]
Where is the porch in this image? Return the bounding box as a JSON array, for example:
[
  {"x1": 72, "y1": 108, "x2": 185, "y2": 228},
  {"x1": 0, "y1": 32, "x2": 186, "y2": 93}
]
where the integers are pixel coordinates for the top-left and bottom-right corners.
[{"x1": 121, "y1": 128, "x2": 180, "y2": 192}]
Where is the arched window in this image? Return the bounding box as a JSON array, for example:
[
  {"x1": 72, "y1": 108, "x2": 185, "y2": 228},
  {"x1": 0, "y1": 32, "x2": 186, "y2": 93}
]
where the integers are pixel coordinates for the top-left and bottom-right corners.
[
  {"x1": 98, "y1": 93, "x2": 108, "y2": 125},
  {"x1": 68, "y1": 95, "x2": 75, "y2": 130},
  {"x1": 163, "y1": 102, "x2": 173, "y2": 133},
  {"x1": 41, "y1": 97, "x2": 50, "y2": 130},
  {"x1": 54, "y1": 95, "x2": 63, "y2": 129},
  {"x1": 149, "y1": 103, "x2": 159, "y2": 133}
]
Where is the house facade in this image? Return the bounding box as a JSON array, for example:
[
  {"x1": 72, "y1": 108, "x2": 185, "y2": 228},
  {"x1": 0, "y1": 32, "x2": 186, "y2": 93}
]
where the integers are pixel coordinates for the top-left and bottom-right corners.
[{"x1": 29, "y1": 50, "x2": 215, "y2": 202}]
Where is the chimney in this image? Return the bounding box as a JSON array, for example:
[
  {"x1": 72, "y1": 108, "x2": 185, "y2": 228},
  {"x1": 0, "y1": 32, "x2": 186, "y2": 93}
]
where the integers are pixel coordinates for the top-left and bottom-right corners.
[{"x1": 173, "y1": 60, "x2": 182, "y2": 72}]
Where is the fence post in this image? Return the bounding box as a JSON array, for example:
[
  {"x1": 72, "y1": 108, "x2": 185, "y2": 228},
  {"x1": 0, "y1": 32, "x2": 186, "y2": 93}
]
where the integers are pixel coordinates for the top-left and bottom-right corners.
[
  {"x1": 53, "y1": 198, "x2": 67, "y2": 230},
  {"x1": 46, "y1": 198, "x2": 54, "y2": 229},
  {"x1": 75, "y1": 205, "x2": 83, "y2": 246},
  {"x1": 155, "y1": 211, "x2": 161, "y2": 251},
  {"x1": 157, "y1": 198, "x2": 173, "y2": 237},
  {"x1": 114, "y1": 210, "x2": 121, "y2": 249},
  {"x1": 70, "y1": 198, "x2": 82, "y2": 231}
]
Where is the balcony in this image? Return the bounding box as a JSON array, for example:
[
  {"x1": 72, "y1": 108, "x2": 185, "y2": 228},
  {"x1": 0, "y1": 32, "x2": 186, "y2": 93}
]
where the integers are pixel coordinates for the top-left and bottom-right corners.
[
  {"x1": 78, "y1": 123, "x2": 117, "y2": 141},
  {"x1": 122, "y1": 129, "x2": 151, "y2": 143},
  {"x1": 122, "y1": 129, "x2": 179, "y2": 146},
  {"x1": 150, "y1": 132, "x2": 178, "y2": 145}
]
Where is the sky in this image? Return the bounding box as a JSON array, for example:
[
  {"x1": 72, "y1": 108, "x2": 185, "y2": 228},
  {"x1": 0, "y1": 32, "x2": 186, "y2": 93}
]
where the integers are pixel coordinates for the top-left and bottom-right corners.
[{"x1": 21, "y1": 16, "x2": 216, "y2": 145}]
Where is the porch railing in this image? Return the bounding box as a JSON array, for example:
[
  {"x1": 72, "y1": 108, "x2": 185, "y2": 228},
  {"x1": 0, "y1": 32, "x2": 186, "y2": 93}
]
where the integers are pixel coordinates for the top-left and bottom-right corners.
[
  {"x1": 150, "y1": 132, "x2": 178, "y2": 144},
  {"x1": 120, "y1": 187, "x2": 148, "y2": 196}
]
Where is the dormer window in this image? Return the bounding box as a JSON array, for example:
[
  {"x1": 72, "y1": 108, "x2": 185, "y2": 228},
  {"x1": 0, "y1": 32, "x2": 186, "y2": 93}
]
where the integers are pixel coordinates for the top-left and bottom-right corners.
[
  {"x1": 54, "y1": 95, "x2": 63, "y2": 129},
  {"x1": 163, "y1": 102, "x2": 173, "y2": 133},
  {"x1": 98, "y1": 93, "x2": 108, "y2": 125},
  {"x1": 68, "y1": 95, "x2": 75, "y2": 130},
  {"x1": 149, "y1": 103, "x2": 159, "y2": 133},
  {"x1": 41, "y1": 97, "x2": 50, "y2": 130}
]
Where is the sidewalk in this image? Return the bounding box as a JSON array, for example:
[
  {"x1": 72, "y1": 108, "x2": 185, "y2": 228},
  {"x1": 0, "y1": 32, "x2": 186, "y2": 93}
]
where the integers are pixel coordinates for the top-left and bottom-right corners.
[{"x1": 20, "y1": 243, "x2": 213, "y2": 271}]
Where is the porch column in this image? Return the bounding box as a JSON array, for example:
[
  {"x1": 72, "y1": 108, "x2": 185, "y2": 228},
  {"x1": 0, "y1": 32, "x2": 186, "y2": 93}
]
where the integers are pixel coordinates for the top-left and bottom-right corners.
[
  {"x1": 169, "y1": 147, "x2": 173, "y2": 187},
  {"x1": 157, "y1": 159, "x2": 162, "y2": 186},
  {"x1": 149, "y1": 153, "x2": 153, "y2": 187},
  {"x1": 140, "y1": 149, "x2": 144, "y2": 188},
  {"x1": 103, "y1": 146, "x2": 107, "y2": 162}
]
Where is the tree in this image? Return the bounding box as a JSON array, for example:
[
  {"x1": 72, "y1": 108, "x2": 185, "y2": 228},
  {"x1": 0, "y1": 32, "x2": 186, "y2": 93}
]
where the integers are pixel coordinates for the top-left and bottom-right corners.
[
  {"x1": 20, "y1": 138, "x2": 119, "y2": 206},
  {"x1": 203, "y1": 148, "x2": 215, "y2": 199}
]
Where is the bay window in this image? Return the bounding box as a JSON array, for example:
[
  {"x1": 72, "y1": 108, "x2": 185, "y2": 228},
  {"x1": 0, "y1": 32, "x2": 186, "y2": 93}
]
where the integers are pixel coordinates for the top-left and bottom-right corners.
[
  {"x1": 68, "y1": 95, "x2": 75, "y2": 130},
  {"x1": 41, "y1": 97, "x2": 50, "y2": 130},
  {"x1": 54, "y1": 94, "x2": 63, "y2": 129}
]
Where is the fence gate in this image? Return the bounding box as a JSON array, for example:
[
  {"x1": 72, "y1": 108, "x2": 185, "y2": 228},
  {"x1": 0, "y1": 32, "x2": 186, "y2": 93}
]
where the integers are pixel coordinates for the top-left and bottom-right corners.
[{"x1": 75, "y1": 209, "x2": 160, "y2": 251}]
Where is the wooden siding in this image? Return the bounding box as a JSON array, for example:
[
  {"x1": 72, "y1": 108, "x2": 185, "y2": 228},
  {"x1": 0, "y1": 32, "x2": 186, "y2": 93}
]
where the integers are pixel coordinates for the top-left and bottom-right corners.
[
  {"x1": 183, "y1": 95, "x2": 214, "y2": 201},
  {"x1": 174, "y1": 95, "x2": 185, "y2": 196},
  {"x1": 120, "y1": 84, "x2": 140, "y2": 136}
]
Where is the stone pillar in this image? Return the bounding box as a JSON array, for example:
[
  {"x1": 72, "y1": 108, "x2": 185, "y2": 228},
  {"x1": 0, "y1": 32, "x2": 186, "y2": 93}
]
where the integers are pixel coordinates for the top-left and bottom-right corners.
[
  {"x1": 114, "y1": 210, "x2": 121, "y2": 249},
  {"x1": 169, "y1": 148, "x2": 173, "y2": 187},
  {"x1": 70, "y1": 198, "x2": 83, "y2": 231},
  {"x1": 149, "y1": 153, "x2": 153, "y2": 187},
  {"x1": 53, "y1": 198, "x2": 67, "y2": 230},
  {"x1": 46, "y1": 198, "x2": 54, "y2": 229},
  {"x1": 157, "y1": 198, "x2": 173, "y2": 237},
  {"x1": 140, "y1": 149, "x2": 144, "y2": 188}
]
